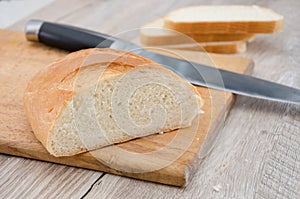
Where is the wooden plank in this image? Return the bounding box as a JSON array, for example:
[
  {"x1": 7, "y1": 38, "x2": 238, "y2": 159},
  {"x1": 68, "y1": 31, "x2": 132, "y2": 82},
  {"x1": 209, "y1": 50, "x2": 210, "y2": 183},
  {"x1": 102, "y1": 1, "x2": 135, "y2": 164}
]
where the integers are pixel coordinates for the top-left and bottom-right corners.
[
  {"x1": 1, "y1": 0, "x2": 299, "y2": 198},
  {"x1": 8, "y1": 0, "x2": 97, "y2": 31},
  {"x1": 0, "y1": 29, "x2": 253, "y2": 187},
  {"x1": 0, "y1": 0, "x2": 55, "y2": 28},
  {"x1": 0, "y1": 155, "x2": 101, "y2": 198}
]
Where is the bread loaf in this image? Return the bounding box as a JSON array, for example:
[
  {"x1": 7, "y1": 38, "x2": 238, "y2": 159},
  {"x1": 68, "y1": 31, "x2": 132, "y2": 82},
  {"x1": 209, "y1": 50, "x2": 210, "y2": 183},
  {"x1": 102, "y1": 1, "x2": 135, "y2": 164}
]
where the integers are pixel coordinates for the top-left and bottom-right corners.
[
  {"x1": 164, "y1": 5, "x2": 283, "y2": 34},
  {"x1": 24, "y1": 48, "x2": 202, "y2": 157}
]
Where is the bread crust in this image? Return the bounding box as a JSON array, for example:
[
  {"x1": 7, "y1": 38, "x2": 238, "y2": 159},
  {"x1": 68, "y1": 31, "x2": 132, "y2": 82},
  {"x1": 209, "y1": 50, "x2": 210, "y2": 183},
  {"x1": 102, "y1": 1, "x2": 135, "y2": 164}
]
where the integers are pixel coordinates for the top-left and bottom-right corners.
[
  {"x1": 159, "y1": 41, "x2": 247, "y2": 54},
  {"x1": 140, "y1": 18, "x2": 255, "y2": 45},
  {"x1": 164, "y1": 20, "x2": 283, "y2": 34},
  {"x1": 163, "y1": 6, "x2": 283, "y2": 34}
]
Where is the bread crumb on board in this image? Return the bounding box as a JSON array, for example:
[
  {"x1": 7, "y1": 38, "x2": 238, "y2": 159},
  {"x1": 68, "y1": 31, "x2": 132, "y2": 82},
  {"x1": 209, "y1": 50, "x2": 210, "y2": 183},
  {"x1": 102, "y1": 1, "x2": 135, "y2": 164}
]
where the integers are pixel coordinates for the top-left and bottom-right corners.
[{"x1": 212, "y1": 184, "x2": 222, "y2": 192}]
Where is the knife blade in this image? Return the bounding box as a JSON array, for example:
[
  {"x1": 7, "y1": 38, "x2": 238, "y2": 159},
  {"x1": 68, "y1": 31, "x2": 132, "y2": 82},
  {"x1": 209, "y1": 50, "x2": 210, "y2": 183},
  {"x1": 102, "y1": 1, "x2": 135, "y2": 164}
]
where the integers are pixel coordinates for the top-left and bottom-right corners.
[{"x1": 25, "y1": 20, "x2": 300, "y2": 104}]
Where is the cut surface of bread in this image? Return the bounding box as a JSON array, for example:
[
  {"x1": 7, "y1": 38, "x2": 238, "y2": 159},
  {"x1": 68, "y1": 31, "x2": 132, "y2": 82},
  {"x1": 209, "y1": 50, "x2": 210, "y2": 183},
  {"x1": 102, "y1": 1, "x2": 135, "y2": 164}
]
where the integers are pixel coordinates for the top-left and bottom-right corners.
[
  {"x1": 164, "y1": 5, "x2": 283, "y2": 33},
  {"x1": 24, "y1": 48, "x2": 202, "y2": 157},
  {"x1": 140, "y1": 18, "x2": 255, "y2": 46}
]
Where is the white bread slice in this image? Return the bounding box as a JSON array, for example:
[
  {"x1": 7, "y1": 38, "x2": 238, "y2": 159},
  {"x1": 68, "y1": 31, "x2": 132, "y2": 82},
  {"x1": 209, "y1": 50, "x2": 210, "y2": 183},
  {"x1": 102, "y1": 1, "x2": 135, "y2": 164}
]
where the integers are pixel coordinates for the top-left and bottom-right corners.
[
  {"x1": 24, "y1": 48, "x2": 202, "y2": 157},
  {"x1": 156, "y1": 41, "x2": 247, "y2": 54},
  {"x1": 134, "y1": 37, "x2": 247, "y2": 54},
  {"x1": 140, "y1": 18, "x2": 255, "y2": 46},
  {"x1": 164, "y1": 5, "x2": 283, "y2": 34}
]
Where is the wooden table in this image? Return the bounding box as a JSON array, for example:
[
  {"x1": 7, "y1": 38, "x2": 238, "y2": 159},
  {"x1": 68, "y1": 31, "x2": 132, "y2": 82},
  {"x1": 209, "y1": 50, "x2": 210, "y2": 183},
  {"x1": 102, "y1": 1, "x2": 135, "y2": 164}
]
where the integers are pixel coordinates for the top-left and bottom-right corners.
[{"x1": 1, "y1": 0, "x2": 300, "y2": 198}]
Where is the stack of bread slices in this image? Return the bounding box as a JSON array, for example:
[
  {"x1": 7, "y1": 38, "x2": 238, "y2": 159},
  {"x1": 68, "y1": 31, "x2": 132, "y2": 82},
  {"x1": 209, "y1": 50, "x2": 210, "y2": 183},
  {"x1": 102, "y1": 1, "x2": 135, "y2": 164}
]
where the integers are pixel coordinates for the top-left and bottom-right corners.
[{"x1": 139, "y1": 5, "x2": 283, "y2": 54}]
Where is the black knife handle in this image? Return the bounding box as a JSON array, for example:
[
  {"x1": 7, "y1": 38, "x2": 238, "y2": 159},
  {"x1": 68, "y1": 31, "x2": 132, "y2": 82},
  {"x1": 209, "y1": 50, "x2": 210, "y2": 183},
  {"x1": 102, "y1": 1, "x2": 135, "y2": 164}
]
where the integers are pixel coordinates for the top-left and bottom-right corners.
[{"x1": 25, "y1": 20, "x2": 114, "y2": 51}]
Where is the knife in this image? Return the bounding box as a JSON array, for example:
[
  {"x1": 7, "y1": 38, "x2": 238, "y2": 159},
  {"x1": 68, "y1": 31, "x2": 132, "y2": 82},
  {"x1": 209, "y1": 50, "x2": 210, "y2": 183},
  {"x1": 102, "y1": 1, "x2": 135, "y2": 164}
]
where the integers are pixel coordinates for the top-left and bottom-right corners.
[{"x1": 25, "y1": 20, "x2": 300, "y2": 104}]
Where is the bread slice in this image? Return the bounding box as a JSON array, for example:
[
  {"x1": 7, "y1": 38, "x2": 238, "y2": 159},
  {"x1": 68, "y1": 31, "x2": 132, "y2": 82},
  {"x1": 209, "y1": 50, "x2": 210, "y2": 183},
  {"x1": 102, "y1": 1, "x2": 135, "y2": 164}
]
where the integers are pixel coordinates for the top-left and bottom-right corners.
[
  {"x1": 157, "y1": 41, "x2": 247, "y2": 54},
  {"x1": 134, "y1": 37, "x2": 246, "y2": 54},
  {"x1": 24, "y1": 48, "x2": 202, "y2": 157},
  {"x1": 164, "y1": 5, "x2": 283, "y2": 34},
  {"x1": 140, "y1": 18, "x2": 255, "y2": 46}
]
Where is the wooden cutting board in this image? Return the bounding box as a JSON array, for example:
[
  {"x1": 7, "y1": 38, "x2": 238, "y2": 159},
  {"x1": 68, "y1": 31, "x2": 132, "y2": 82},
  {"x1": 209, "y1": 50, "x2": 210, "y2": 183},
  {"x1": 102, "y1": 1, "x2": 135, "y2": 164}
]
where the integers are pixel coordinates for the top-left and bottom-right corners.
[{"x1": 0, "y1": 29, "x2": 253, "y2": 187}]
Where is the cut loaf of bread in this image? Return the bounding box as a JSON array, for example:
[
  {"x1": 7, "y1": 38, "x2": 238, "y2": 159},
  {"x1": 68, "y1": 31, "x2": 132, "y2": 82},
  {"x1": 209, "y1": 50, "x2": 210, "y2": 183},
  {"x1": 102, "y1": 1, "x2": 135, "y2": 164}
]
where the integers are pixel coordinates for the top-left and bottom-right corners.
[
  {"x1": 24, "y1": 48, "x2": 202, "y2": 157},
  {"x1": 140, "y1": 18, "x2": 255, "y2": 46},
  {"x1": 164, "y1": 5, "x2": 283, "y2": 34}
]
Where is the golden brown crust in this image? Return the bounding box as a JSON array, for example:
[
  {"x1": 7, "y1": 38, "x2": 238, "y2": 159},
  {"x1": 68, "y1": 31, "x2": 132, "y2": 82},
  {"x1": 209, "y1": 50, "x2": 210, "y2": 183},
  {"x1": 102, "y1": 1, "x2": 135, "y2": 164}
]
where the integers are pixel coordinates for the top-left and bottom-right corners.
[
  {"x1": 164, "y1": 20, "x2": 284, "y2": 34},
  {"x1": 163, "y1": 6, "x2": 284, "y2": 34},
  {"x1": 146, "y1": 41, "x2": 247, "y2": 54},
  {"x1": 140, "y1": 18, "x2": 255, "y2": 46},
  {"x1": 140, "y1": 31, "x2": 254, "y2": 45},
  {"x1": 24, "y1": 48, "x2": 155, "y2": 149}
]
